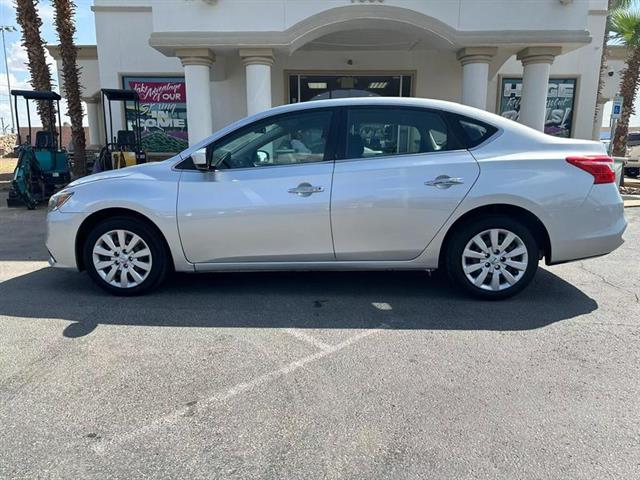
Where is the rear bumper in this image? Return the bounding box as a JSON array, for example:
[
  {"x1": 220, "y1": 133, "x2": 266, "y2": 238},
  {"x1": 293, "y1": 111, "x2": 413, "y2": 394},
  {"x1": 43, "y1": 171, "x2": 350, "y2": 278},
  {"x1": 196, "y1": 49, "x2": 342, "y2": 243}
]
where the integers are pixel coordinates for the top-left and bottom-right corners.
[{"x1": 548, "y1": 184, "x2": 627, "y2": 264}]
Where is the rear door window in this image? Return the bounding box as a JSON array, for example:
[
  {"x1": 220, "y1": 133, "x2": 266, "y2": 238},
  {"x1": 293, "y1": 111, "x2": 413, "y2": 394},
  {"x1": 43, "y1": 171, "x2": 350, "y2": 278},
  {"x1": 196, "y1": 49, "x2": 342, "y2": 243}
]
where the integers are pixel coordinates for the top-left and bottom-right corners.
[{"x1": 344, "y1": 108, "x2": 459, "y2": 160}]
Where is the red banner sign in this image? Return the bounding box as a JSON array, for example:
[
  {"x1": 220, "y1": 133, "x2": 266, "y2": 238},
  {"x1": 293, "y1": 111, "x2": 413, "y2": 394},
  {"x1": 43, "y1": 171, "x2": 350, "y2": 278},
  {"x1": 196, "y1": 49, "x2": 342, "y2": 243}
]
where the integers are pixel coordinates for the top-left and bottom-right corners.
[{"x1": 129, "y1": 81, "x2": 186, "y2": 103}]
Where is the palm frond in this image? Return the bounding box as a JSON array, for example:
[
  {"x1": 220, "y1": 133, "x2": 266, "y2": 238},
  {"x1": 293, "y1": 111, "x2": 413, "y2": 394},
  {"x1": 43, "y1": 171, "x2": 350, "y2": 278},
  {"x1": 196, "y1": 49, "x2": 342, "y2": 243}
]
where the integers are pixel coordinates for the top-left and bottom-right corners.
[
  {"x1": 613, "y1": 0, "x2": 635, "y2": 10},
  {"x1": 611, "y1": 8, "x2": 640, "y2": 46}
]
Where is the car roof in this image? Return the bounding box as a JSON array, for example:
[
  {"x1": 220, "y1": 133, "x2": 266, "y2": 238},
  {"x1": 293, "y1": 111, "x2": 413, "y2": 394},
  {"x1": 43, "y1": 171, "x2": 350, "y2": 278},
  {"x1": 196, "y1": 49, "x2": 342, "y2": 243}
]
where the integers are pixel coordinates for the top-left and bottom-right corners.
[{"x1": 267, "y1": 97, "x2": 481, "y2": 117}]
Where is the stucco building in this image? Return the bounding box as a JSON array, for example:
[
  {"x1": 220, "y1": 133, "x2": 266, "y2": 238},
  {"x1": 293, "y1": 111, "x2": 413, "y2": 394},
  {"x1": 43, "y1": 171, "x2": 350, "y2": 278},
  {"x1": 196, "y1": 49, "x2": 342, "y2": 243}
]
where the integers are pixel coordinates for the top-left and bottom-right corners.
[{"x1": 49, "y1": 0, "x2": 622, "y2": 154}]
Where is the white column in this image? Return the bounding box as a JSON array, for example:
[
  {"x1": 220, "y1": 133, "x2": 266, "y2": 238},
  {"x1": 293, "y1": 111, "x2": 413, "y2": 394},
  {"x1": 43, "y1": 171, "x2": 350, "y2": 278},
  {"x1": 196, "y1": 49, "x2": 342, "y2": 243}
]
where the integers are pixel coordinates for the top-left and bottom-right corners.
[
  {"x1": 84, "y1": 100, "x2": 101, "y2": 146},
  {"x1": 517, "y1": 47, "x2": 562, "y2": 131},
  {"x1": 240, "y1": 49, "x2": 274, "y2": 117},
  {"x1": 456, "y1": 47, "x2": 497, "y2": 110},
  {"x1": 177, "y1": 48, "x2": 215, "y2": 146}
]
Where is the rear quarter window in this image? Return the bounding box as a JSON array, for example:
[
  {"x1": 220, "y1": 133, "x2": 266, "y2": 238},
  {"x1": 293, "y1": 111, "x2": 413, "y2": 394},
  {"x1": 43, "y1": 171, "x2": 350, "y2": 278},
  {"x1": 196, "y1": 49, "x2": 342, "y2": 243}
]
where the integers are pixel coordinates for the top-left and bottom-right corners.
[{"x1": 453, "y1": 115, "x2": 498, "y2": 149}]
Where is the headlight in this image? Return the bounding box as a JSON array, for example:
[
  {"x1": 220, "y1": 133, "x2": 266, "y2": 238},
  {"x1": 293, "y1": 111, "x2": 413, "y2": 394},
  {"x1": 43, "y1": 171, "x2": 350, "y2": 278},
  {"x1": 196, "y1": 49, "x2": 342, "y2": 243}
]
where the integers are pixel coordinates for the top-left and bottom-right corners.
[{"x1": 48, "y1": 191, "x2": 74, "y2": 212}]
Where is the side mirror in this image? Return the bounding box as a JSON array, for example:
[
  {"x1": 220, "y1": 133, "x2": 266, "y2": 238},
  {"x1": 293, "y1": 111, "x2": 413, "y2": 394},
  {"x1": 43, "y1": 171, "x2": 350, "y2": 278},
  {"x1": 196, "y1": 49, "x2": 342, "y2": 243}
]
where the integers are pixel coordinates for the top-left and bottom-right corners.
[
  {"x1": 256, "y1": 150, "x2": 270, "y2": 163},
  {"x1": 191, "y1": 148, "x2": 208, "y2": 170}
]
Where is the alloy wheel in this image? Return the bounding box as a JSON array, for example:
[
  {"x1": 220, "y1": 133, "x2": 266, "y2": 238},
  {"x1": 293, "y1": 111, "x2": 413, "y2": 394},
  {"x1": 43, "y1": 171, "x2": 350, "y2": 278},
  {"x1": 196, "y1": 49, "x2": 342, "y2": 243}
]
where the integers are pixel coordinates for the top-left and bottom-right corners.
[
  {"x1": 92, "y1": 229, "x2": 153, "y2": 289},
  {"x1": 461, "y1": 228, "x2": 529, "y2": 292}
]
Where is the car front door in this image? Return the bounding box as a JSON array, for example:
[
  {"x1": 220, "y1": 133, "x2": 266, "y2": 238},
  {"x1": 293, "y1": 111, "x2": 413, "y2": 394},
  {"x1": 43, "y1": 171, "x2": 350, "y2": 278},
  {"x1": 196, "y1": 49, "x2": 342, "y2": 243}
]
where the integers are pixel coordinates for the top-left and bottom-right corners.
[
  {"x1": 177, "y1": 108, "x2": 337, "y2": 264},
  {"x1": 330, "y1": 106, "x2": 481, "y2": 261}
]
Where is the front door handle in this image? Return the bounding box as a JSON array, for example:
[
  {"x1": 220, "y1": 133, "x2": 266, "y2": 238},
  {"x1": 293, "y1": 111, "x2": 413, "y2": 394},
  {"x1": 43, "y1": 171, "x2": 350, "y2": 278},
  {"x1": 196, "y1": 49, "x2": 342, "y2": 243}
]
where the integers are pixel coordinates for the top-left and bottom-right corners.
[
  {"x1": 288, "y1": 182, "x2": 324, "y2": 197},
  {"x1": 425, "y1": 175, "x2": 464, "y2": 189}
]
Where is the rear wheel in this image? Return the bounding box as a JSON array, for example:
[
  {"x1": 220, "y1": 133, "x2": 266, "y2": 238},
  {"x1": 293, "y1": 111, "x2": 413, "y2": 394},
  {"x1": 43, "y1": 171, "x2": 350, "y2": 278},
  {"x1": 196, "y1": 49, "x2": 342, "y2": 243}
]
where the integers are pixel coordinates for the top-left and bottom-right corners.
[
  {"x1": 445, "y1": 216, "x2": 539, "y2": 299},
  {"x1": 83, "y1": 217, "x2": 168, "y2": 295}
]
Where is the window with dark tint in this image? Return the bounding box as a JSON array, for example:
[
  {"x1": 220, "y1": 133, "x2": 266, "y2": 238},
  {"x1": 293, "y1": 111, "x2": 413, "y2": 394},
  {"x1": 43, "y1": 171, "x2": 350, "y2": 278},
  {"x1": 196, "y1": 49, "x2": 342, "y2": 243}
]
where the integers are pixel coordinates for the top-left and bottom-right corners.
[
  {"x1": 345, "y1": 108, "x2": 456, "y2": 160},
  {"x1": 627, "y1": 132, "x2": 640, "y2": 147},
  {"x1": 455, "y1": 116, "x2": 498, "y2": 148}
]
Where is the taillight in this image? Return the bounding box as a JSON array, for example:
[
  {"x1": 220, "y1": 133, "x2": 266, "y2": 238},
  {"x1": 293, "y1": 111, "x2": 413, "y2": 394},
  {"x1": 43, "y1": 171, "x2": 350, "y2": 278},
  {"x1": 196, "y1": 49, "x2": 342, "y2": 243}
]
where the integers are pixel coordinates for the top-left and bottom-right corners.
[{"x1": 566, "y1": 155, "x2": 615, "y2": 184}]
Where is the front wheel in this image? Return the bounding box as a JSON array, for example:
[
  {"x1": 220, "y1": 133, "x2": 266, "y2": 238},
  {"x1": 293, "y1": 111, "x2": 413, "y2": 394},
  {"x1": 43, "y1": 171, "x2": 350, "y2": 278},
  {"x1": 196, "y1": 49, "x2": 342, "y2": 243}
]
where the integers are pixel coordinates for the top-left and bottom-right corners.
[
  {"x1": 83, "y1": 217, "x2": 168, "y2": 296},
  {"x1": 445, "y1": 216, "x2": 539, "y2": 300}
]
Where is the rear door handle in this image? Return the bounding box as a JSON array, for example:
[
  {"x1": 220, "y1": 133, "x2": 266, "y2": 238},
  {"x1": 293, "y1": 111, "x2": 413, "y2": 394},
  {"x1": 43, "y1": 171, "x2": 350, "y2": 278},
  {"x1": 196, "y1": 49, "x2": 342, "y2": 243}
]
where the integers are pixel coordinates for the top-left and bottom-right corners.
[
  {"x1": 288, "y1": 182, "x2": 324, "y2": 197},
  {"x1": 425, "y1": 175, "x2": 464, "y2": 189}
]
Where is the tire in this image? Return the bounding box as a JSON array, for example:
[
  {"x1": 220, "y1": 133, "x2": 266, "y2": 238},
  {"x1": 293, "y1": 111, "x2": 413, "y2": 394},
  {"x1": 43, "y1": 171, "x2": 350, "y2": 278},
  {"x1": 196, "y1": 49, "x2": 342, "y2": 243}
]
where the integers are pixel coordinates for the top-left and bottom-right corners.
[
  {"x1": 445, "y1": 215, "x2": 539, "y2": 300},
  {"x1": 83, "y1": 216, "x2": 169, "y2": 296}
]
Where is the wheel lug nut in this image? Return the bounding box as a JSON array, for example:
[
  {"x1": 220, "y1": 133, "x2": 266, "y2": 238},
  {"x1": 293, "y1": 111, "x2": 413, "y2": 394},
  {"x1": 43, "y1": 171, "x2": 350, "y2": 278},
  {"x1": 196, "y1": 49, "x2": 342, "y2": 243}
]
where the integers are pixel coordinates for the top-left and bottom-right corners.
[
  {"x1": 485, "y1": 262, "x2": 490, "y2": 267},
  {"x1": 495, "y1": 265, "x2": 501, "y2": 270}
]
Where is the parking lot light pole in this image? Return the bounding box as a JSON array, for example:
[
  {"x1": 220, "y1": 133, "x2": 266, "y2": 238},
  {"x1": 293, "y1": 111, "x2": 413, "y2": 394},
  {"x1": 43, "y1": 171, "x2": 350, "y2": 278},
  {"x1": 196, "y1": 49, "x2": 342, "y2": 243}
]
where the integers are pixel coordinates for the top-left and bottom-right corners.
[{"x1": 0, "y1": 25, "x2": 17, "y2": 133}]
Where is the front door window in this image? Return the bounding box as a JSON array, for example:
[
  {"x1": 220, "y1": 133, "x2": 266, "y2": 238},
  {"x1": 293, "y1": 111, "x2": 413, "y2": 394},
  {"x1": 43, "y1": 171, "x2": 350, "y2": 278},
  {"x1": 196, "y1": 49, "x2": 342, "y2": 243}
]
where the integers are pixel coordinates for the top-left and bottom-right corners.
[{"x1": 211, "y1": 110, "x2": 334, "y2": 169}]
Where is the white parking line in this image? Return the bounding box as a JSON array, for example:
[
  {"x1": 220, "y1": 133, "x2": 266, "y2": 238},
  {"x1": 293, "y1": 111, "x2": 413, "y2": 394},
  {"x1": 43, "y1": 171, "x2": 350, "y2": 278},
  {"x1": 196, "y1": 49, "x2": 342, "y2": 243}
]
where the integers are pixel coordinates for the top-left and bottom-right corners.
[
  {"x1": 92, "y1": 325, "x2": 387, "y2": 454},
  {"x1": 284, "y1": 328, "x2": 333, "y2": 351}
]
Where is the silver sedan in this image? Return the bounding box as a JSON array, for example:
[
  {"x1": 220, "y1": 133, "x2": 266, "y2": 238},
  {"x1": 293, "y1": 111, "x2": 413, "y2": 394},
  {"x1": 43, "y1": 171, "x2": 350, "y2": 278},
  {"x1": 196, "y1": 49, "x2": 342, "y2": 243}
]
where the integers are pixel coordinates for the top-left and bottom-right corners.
[{"x1": 46, "y1": 98, "x2": 626, "y2": 299}]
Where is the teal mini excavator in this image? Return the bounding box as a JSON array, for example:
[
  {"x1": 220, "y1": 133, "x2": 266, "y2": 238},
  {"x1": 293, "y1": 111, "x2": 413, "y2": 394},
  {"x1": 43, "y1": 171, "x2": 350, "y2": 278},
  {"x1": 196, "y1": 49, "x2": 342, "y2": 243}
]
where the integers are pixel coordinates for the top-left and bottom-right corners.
[{"x1": 6, "y1": 90, "x2": 71, "y2": 209}]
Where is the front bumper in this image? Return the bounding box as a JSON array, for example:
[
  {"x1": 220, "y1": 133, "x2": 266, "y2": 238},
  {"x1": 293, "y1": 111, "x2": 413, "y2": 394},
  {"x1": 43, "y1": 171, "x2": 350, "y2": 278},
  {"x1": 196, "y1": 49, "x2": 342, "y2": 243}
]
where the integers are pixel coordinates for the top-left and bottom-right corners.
[{"x1": 46, "y1": 209, "x2": 88, "y2": 270}]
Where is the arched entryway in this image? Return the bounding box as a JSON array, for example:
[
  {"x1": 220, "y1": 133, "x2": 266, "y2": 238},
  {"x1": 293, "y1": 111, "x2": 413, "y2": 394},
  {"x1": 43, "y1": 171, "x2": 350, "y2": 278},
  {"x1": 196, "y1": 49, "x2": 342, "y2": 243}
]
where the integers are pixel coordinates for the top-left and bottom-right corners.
[
  {"x1": 150, "y1": 3, "x2": 577, "y2": 141},
  {"x1": 281, "y1": 5, "x2": 461, "y2": 107}
]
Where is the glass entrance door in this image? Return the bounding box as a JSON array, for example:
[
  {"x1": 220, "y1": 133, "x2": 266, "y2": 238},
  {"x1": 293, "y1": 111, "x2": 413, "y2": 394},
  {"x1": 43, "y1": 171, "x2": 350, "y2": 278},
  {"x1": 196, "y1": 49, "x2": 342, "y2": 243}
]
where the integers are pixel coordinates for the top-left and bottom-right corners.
[{"x1": 289, "y1": 74, "x2": 413, "y2": 103}]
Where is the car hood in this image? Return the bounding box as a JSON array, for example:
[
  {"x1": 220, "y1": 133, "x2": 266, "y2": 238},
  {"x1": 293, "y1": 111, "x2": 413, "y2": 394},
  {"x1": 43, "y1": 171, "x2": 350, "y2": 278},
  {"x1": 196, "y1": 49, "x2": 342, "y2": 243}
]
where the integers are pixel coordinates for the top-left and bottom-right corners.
[{"x1": 67, "y1": 162, "x2": 162, "y2": 188}]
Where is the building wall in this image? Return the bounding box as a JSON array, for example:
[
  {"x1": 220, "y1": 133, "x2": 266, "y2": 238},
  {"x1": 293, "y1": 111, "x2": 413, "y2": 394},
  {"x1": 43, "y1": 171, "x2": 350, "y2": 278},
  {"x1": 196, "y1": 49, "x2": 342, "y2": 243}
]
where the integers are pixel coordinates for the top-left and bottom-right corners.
[
  {"x1": 94, "y1": 7, "x2": 183, "y2": 132},
  {"x1": 211, "y1": 56, "x2": 247, "y2": 132},
  {"x1": 87, "y1": 0, "x2": 613, "y2": 140},
  {"x1": 146, "y1": 0, "x2": 594, "y2": 33},
  {"x1": 208, "y1": 50, "x2": 462, "y2": 132},
  {"x1": 488, "y1": 10, "x2": 608, "y2": 140}
]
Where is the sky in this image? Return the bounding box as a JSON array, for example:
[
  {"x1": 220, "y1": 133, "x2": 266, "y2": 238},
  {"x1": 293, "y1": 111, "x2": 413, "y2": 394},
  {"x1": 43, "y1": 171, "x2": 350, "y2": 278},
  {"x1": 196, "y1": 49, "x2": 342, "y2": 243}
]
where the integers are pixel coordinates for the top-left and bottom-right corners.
[
  {"x1": 0, "y1": 0, "x2": 95, "y2": 131},
  {"x1": 0, "y1": 1, "x2": 634, "y2": 134}
]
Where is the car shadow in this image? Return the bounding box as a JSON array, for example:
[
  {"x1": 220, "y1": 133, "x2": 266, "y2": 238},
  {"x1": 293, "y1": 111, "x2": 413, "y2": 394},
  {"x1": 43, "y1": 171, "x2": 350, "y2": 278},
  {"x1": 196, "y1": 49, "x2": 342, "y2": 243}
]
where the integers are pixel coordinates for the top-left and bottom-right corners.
[{"x1": 0, "y1": 267, "x2": 597, "y2": 338}]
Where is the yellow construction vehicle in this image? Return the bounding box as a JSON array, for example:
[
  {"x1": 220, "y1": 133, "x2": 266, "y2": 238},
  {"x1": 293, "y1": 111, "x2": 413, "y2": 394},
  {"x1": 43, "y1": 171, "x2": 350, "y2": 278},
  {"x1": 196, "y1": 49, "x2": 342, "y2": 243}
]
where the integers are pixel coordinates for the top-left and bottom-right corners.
[{"x1": 93, "y1": 88, "x2": 147, "y2": 172}]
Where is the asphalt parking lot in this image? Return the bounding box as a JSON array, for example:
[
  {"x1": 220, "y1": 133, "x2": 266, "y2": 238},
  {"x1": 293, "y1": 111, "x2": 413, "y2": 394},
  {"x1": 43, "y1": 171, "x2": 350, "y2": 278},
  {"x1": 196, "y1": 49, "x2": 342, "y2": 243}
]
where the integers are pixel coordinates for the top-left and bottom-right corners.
[{"x1": 1, "y1": 201, "x2": 639, "y2": 479}]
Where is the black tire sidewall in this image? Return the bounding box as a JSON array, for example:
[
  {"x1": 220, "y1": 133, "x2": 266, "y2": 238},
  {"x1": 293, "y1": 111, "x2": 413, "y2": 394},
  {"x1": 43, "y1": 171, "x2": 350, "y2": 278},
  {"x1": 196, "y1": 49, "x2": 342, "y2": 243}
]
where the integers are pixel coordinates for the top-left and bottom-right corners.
[
  {"x1": 446, "y1": 215, "x2": 539, "y2": 300},
  {"x1": 83, "y1": 217, "x2": 167, "y2": 296}
]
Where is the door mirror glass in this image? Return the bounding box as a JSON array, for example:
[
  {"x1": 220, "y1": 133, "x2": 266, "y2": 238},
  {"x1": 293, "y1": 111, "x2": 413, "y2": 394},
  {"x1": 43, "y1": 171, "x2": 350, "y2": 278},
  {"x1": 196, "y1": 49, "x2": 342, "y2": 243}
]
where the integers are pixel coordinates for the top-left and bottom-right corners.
[{"x1": 191, "y1": 148, "x2": 208, "y2": 170}]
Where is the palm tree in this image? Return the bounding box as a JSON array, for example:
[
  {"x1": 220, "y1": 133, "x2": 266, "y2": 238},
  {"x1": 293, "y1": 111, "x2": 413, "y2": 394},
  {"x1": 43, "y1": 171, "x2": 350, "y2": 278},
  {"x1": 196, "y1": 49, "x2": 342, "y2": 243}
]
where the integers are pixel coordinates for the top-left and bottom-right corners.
[
  {"x1": 611, "y1": 8, "x2": 640, "y2": 157},
  {"x1": 594, "y1": 0, "x2": 633, "y2": 133},
  {"x1": 52, "y1": 0, "x2": 86, "y2": 177},
  {"x1": 14, "y1": 0, "x2": 56, "y2": 131}
]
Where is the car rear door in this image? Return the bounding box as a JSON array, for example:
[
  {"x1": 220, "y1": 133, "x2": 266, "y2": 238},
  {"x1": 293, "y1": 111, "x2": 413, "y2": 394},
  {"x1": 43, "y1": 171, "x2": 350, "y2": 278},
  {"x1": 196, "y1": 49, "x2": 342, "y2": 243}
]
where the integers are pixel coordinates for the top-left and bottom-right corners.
[
  {"x1": 330, "y1": 106, "x2": 480, "y2": 261},
  {"x1": 177, "y1": 108, "x2": 338, "y2": 264}
]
